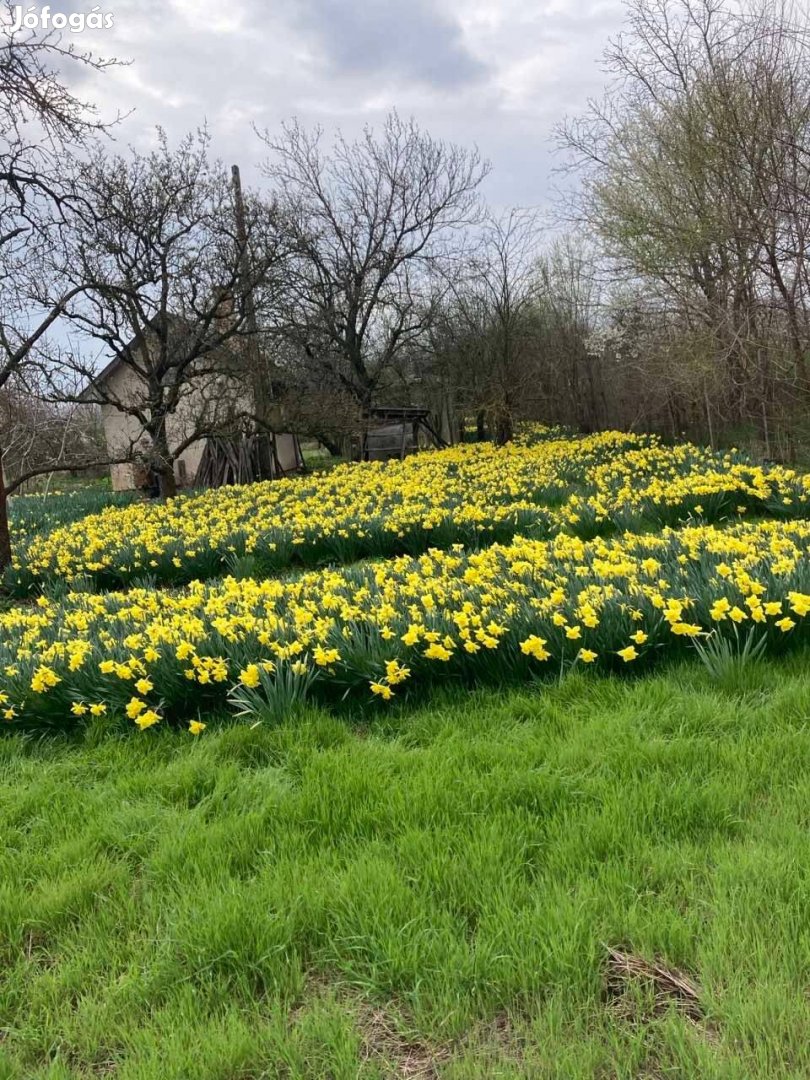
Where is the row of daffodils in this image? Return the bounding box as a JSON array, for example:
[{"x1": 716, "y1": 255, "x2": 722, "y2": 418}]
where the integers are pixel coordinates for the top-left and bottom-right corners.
[
  {"x1": 8, "y1": 431, "x2": 810, "y2": 592},
  {"x1": 3, "y1": 519, "x2": 810, "y2": 732},
  {"x1": 8, "y1": 487, "x2": 141, "y2": 552}
]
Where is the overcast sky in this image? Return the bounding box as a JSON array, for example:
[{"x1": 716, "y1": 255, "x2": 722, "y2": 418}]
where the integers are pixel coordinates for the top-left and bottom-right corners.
[{"x1": 58, "y1": 0, "x2": 627, "y2": 210}]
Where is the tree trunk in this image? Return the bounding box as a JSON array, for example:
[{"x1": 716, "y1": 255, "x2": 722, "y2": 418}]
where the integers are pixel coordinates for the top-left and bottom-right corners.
[
  {"x1": 476, "y1": 409, "x2": 487, "y2": 442},
  {"x1": 157, "y1": 463, "x2": 177, "y2": 499},
  {"x1": 148, "y1": 414, "x2": 178, "y2": 499},
  {"x1": 0, "y1": 446, "x2": 11, "y2": 573},
  {"x1": 319, "y1": 436, "x2": 342, "y2": 458},
  {"x1": 493, "y1": 409, "x2": 514, "y2": 446}
]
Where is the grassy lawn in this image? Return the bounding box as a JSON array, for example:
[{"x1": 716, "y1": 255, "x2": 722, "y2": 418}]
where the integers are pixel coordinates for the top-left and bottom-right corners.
[{"x1": 3, "y1": 657, "x2": 810, "y2": 1078}]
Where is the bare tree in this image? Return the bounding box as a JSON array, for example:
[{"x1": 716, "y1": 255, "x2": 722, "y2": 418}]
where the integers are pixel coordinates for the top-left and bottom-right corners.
[
  {"x1": 534, "y1": 237, "x2": 605, "y2": 432},
  {"x1": 50, "y1": 130, "x2": 285, "y2": 498},
  {"x1": 424, "y1": 227, "x2": 602, "y2": 442},
  {"x1": 0, "y1": 371, "x2": 106, "y2": 493},
  {"x1": 0, "y1": 2, "x2": 119, "y2": 569},
  {"x1": 258, "y1": 112, "x2": 488, "y2": 414},
  {"x1": 430, "y1": 209, "x2": 545, "y2": 443}
]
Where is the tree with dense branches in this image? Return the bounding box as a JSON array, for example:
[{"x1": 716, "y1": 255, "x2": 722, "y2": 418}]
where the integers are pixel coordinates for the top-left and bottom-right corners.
[{"x1": 0, "y1": 1, "x2": 119, "y2": 569}]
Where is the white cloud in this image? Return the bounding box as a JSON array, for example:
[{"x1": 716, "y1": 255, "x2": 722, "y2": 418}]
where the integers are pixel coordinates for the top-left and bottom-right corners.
[{"x1": 58, "y1": 0, "x2": 626, "y2": 205}]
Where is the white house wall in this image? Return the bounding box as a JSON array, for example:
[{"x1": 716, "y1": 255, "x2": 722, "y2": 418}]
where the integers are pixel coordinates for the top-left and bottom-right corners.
[{"x1": 99, "y1": 362, "x2": 253, "y2": 491}]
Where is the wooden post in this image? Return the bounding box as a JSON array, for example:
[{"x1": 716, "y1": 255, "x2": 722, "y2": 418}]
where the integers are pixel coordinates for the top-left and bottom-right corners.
[
  {"x1": 761, "y1": 398, "x2": 771, "y2": 459},
  {"x1": 0, "y1": 445, "x2": 11, "y2": 573},
  {"x1": 232, "y1": 164, "x2": 275, "y2": 481},
  {"x1": 704, "y1": 382, "x2": 714, "y2": 449}
]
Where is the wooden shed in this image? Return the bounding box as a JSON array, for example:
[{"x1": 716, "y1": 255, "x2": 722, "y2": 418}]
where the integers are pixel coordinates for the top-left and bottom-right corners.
[{"x1": 360, "y1": 406, "x2": 446, "y2": 462}]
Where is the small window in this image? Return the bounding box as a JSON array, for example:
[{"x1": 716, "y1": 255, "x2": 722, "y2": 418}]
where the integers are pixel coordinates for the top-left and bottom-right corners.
[{"x1": 176, "y1": 459, "x2": 187, "y2": 484}]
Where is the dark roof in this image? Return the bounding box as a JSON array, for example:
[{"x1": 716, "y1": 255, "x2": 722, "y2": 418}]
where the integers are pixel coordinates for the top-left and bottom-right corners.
[
  {"x1": 78, "y1": 353, "x2": 125, "y2": 401},
  {"x1": 77, "y1": 315, "x2": 190, "y2": 403}
]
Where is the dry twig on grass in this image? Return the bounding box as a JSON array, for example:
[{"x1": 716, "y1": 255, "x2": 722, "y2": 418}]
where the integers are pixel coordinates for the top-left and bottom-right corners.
[{"x1": 604, "y1": 946, "x2": 703, "y2": 1023}]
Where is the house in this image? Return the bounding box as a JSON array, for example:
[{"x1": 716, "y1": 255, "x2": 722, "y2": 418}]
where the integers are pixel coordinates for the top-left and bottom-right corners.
[{"x1": 81, "y1": 330, "x2": 303, "y2": 491}]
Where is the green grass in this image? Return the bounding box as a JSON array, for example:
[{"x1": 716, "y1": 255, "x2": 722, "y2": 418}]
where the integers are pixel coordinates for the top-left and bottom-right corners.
[{"x1": 3, "y1": 658, "x2": 810, "y2": 1077}]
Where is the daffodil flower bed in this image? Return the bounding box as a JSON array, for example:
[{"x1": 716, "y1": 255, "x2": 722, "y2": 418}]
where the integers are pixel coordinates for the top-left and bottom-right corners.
[
  {"x1": 8, "y1": 487, "x2": 142, "y2": 551},
  {"x1": 563, "y1": 442, "x2": 809, "y2": 534},
  {"x1": 8, "y1": 432, "x2": 810, "y2": 593},
  {"x1": 4, "y1": 518, "x2": 810, "y2": 732}
]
